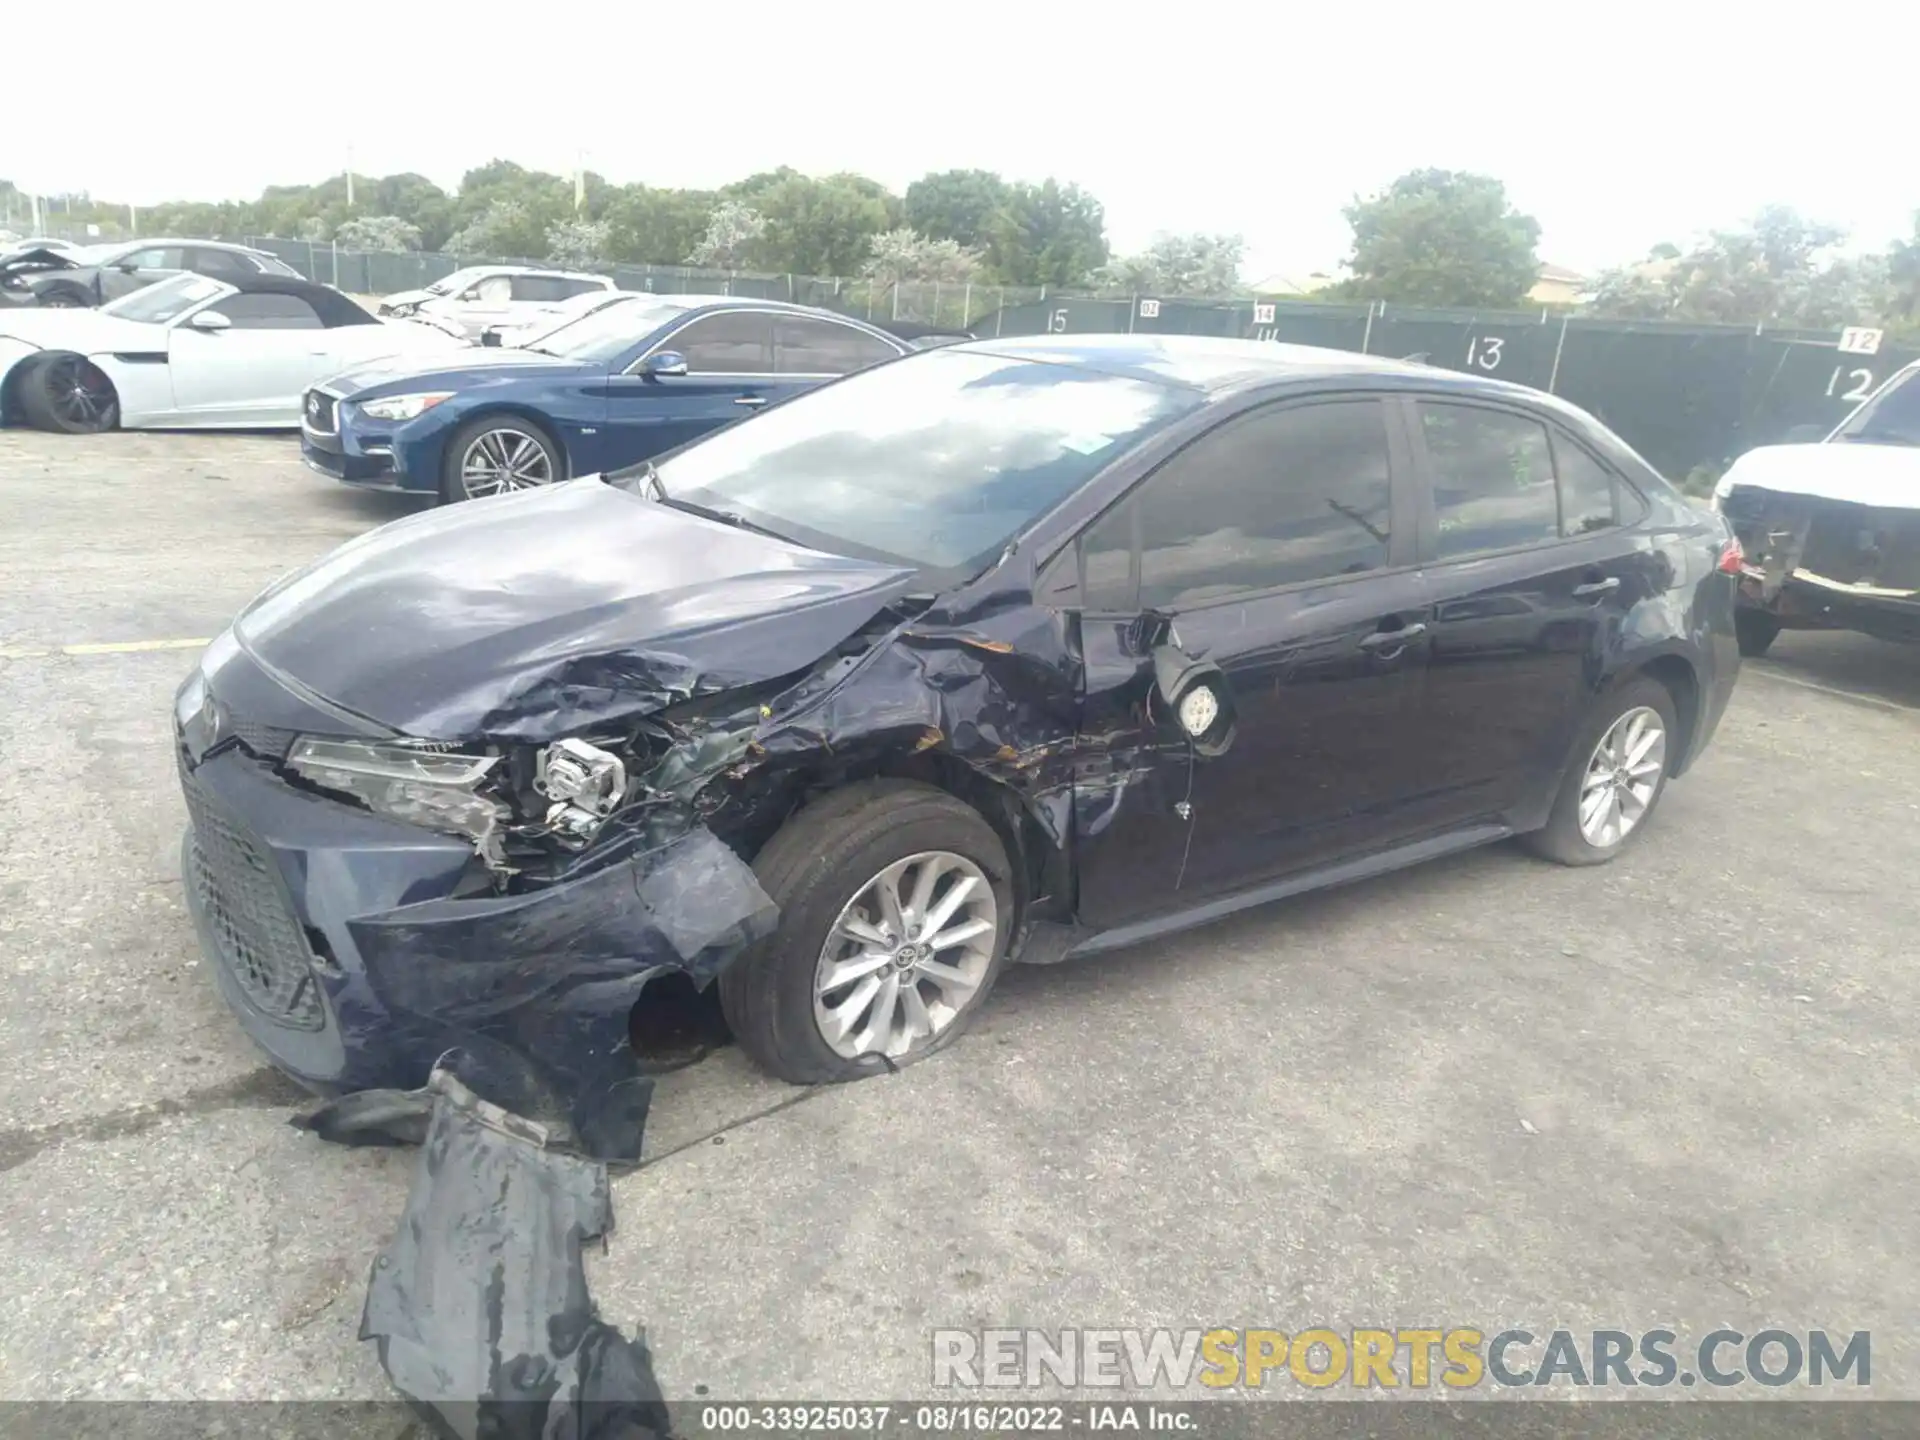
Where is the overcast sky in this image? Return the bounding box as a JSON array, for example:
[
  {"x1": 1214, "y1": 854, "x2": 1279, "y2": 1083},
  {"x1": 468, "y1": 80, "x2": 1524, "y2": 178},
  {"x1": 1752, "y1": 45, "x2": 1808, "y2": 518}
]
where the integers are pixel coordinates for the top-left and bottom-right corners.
[{"x1": 8, "y1": 0, "x2": 1915, "y2": 280}]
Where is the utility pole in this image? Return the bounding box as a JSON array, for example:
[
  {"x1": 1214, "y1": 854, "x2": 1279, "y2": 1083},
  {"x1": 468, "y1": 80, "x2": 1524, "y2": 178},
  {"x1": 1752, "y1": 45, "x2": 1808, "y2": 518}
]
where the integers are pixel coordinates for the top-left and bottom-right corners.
[{"x1": 346, "y1": 144, "x2": 356, "y2": 209}]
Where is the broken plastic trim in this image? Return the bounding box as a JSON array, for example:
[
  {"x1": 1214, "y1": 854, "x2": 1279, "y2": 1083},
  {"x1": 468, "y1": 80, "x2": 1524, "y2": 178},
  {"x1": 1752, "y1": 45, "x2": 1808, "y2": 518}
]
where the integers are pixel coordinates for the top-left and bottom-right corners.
[{"x1": 362, "y1": 1066, "x2": 671, "y2": 1440}]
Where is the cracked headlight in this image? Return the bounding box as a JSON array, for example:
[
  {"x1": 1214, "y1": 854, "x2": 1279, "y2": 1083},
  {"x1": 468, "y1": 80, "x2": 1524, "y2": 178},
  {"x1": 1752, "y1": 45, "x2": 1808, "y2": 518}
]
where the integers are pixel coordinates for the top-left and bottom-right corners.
[
  {"x1": 356, "y1": 391, "x2": 453, "y2": 422},
  {"x1": 287, "y1": 737, "x2": 504, "y2": 853}
]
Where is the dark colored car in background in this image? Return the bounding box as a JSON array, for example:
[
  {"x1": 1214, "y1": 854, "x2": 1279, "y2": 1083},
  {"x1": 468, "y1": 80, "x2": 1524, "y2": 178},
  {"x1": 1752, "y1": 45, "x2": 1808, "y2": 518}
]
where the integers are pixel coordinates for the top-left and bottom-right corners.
[
  {"x1": 177, "y1": 335, "x2": 1739, "y2": 1152},
  {"x1": 299, "y1": 293, "x2": 910, "y2": 503},
  {"x1": 0, "y1": 238, "x2": 300, "y2": 308}
]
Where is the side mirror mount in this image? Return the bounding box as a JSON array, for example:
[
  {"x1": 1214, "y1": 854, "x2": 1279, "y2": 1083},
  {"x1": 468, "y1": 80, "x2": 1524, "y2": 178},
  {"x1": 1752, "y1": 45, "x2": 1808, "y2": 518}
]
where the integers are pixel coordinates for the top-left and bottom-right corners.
[
  {"x1": 640, "y1": 351, "x2": 688, "y2": 379},
  {"x1": 187, "y1": 310, "x2": 231, "y2": 332},
  {"x1": 115, "y1": 260, "x2": 140, "y2": 273},
  {"x1": 1151, "y1": 638, "x2": 1236, "y2": 757},
  {"x1": 480, "y1": 326, "x2": 504, "y2": 348}
]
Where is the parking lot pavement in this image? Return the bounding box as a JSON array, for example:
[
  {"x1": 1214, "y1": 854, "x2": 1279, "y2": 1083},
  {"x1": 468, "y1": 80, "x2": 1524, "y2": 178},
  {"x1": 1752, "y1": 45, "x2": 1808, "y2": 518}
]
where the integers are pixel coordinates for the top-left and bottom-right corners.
[{"x1": 2, "y1": 428, "x2": 1917, "y2": 1402}]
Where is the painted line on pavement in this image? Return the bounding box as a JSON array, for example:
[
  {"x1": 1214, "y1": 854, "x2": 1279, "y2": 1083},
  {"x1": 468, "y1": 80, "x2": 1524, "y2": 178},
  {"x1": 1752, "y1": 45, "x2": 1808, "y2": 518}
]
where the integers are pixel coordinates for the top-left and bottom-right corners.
[{"x1": 0, "y1": 637, "x2": 211, "y2": 660}]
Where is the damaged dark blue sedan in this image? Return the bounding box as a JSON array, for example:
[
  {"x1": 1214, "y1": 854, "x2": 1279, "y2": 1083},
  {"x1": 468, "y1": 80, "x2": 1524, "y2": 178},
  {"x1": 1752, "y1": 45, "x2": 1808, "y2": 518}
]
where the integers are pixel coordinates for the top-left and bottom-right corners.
[{"x1": 176, "y1": 336, "x2": 1742, "y2": 1154}]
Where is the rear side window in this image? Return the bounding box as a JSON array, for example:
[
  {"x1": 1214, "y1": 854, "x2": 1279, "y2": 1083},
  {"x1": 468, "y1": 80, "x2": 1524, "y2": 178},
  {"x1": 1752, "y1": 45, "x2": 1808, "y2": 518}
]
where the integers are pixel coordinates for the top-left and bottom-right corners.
[
  {"x1": 1081, "y1": 398, "x2": 1394, "y2": 612},
  {"x1": 189, "y1": 247, "x2": 253, "y2": 277},
  {"x1": 1419, "y1": 403, "x2": 1559, "y2": 560},
  {"x1": 774, "y1": 316, "x2": 899, "y2": 375},
  {"x1": 206, "y1": 293, "x2": 325, "y2": 329},
  {"x1": 670, "y1": 312, "x2": 775, "y2": 374}
]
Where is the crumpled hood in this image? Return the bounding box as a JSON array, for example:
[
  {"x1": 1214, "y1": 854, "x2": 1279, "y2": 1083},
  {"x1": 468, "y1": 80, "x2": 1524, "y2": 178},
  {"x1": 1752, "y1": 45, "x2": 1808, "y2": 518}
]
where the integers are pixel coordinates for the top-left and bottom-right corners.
[
  {"x1": 379, "y1": 288, "x2": 435, "y2": 311},
  {"x1": 232, "y1": 479, "x2": 917, "y2": 741},
  {"x1": 0, "y1": 246, "x2": 78, "y2": 279},
  {"x1": 321, "y1": 346, "x2": 586, "y2": 397},
  {"x1": 1716, "y1": 441, "x2": 1920, "y2": 511}
]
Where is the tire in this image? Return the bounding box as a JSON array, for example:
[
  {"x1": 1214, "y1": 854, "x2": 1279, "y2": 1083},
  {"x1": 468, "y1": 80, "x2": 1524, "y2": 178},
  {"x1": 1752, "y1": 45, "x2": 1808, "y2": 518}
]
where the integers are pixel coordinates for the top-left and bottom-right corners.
[
  {"x1": 18, "y1": 353, "x2": 120, "y2": 434},
  {"x1": 1522, "y1": 676, "x2": 1679, "y2": 867},
  {"x1": 719, "y1": 780, "x2": 1016, "y2": 1085},
  {"x1": 439, "y1": 415, "x2": 564, "y2": 503},
  {"x1": 1735, "y1": 609, "x2": 1781, "y2": 658},
  {"x1": 35, "y1": 285, "x2": 90, "y2": 308}
]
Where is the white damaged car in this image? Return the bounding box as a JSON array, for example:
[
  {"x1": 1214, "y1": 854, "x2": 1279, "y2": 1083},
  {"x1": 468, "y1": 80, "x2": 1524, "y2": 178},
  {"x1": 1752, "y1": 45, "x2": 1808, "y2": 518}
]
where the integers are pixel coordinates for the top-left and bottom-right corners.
[
  {"x1": 1715, "y1": 360, "x2": 1920, "y2": 654},
  {"x1": 0, "y1": 272, "x2": 466, "y2": 433}
]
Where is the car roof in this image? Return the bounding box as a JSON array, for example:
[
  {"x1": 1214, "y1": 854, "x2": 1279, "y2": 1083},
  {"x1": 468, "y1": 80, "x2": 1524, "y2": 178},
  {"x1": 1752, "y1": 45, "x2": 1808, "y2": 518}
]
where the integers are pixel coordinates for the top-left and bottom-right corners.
[
  {"x1": 949, "y1": 334, "x2": 1449, "y2": 393},
  {"x1": 211, "y1": 273, "x2": 379, "y2": 325},
  {"x1": 103, "y1": 237, "x2": 271, "y2": 254}
]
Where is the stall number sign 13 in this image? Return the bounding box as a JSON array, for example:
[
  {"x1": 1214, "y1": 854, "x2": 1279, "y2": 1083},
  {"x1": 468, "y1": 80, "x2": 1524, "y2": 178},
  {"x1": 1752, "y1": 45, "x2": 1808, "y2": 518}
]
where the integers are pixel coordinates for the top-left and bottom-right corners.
[{"x1": 1464, "y1": 335, "x2": 1505, "y2": 370}]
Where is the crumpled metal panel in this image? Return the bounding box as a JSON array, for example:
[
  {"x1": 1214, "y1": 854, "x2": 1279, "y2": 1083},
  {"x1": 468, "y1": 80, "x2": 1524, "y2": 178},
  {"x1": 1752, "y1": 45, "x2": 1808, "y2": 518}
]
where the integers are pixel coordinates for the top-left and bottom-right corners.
[{"x1": 362, "y1": 1068, "x2": 671, "y2": 1440}]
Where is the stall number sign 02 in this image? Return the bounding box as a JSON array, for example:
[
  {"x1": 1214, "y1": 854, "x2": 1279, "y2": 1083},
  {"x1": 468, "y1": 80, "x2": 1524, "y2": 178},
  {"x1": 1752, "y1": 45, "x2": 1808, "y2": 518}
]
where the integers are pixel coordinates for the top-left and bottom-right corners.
[{"x1": 1138, "y1": 298, "x2": 1161, "y2": 319}]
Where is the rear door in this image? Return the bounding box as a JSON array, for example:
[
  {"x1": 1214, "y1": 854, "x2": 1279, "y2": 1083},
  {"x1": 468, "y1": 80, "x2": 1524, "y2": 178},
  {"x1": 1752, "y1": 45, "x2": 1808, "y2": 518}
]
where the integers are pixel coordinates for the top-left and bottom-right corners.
[
  {"x1": 1068, "y1": 394, "x2": 1433, "y2": 928},
  {"x1": 1406, "y1": 397, "x2": 1651, "y2": 827},
  {"x1": 772, "y1": 314, "x2": 903, "y2": 389},
  {"x1": 168, "y1": 291, "x2": 330, "y2": 423},
  {"x1": 596, "y1": 310, "x2": 778, "y2": 469}
]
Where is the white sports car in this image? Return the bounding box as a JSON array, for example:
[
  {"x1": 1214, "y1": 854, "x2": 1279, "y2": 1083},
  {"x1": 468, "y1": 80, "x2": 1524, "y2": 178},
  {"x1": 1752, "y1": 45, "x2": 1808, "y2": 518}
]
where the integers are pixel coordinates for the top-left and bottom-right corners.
[{"x1": 0, "y1": 272, "x2": 467, "y2": 433}]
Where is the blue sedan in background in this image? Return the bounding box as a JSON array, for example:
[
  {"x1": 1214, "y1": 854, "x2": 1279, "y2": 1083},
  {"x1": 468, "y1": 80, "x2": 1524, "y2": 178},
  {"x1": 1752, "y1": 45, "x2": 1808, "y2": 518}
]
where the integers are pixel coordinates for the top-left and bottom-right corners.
[{"x1": 300, "y1": 294, "x2": 911, "y2": 503}]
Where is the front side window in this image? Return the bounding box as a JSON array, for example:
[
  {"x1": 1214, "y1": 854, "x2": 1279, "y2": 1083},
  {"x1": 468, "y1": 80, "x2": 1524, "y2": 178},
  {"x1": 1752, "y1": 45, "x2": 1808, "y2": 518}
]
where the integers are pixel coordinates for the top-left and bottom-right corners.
[
  {"x1": 206, "y1": 293, "x2": 324, "y2": 330},
  {"x1": 630, "y1": 349, "x2": 1203, "y2": 577},
  {"x1": 668, "y1": 312, "x2": 775, "y2": 374},
  {"x1": 1421, "y1": 403, "x2": 1559, "y2": 560},
  {"x1": 774, "y1": 316, "x2": 900, "y2": 375},
  {"x1": 118, "y1": 247, "x2": 187, "y2": 271},
  {"x1": 1082, "y1": 399, "x2": 1395, "y2": 612},
  {"x1": 471, "y1": 275, "x2": 513, "y2": 303}
]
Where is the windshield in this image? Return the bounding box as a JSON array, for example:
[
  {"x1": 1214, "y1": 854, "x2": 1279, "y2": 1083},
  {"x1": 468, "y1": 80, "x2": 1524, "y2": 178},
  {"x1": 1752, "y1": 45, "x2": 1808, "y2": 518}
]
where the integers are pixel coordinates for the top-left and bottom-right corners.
[
  {"x1": 1833, "y1": 367, "x2": 1920, "y2": 448},
  {"x1": 101, "y1": 274, "x2": 228, "y2": 325},
  {"x1": 620, "y1": 349, "x2": 1204, "y2": 575},
  {"x1": 518, "y1": 296, "x2": 691, "y2": 361}
]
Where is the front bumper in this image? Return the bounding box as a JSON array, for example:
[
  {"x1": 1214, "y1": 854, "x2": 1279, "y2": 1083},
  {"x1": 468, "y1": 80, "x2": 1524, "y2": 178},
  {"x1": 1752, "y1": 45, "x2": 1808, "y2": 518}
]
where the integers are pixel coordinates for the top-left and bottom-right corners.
[
  {"x1": 1738, "y1": 573, "x2": 1920, "y2": 643},
  {"x1": 178, "y1": 733, "x2": 777, "y2": 1160}
]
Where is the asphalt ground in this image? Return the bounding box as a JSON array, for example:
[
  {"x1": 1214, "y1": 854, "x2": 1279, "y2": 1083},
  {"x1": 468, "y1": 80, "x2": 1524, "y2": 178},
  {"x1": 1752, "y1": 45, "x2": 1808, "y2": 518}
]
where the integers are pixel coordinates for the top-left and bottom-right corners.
[{"x1": 0, "y1": 428, "x2": 1915, "y2": 1412}]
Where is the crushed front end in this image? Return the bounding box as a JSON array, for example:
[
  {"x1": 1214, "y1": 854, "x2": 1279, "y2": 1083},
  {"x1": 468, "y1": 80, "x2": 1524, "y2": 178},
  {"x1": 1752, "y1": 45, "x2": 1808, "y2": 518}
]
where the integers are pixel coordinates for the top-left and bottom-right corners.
[
  {"x1": 174, "y1": 628, "x2": 778, "y2": 1161},
  {"x1": 1719, "y1": 482, "x2": 1920, "y2": 643}
]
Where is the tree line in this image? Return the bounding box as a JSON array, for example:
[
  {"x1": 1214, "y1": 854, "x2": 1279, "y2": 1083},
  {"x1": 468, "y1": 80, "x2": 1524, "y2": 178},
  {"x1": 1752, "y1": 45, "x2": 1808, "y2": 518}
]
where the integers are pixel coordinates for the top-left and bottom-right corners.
[{"x1": 4, "y1": 165, "x2": 1915, "y2": 333}]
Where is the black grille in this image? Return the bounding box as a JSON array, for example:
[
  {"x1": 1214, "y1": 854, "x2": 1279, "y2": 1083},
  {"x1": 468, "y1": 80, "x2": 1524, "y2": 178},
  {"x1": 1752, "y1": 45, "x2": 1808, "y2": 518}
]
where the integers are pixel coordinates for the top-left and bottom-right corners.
[
  {"x1": 303, "y1": 389, "x2": 337, "y2": 434},
  {"x1": 181, "y1": 767, "x2": 324, "y2": 1031},
  {"x1": 228, "y1": 716, "x2": 297, "y2": 760}
]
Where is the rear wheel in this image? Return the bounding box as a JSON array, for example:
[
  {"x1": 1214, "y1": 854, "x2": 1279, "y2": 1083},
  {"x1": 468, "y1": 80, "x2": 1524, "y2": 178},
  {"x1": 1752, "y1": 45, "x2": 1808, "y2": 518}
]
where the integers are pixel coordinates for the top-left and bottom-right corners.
[
  {"x1": 18, "y1": 354, "x2": 120, "y2": 434},
  {"x1": 1523, "y1": 677, "x2": 1677, "y2": 867},
  {"x1": 439, "y1": 415, "x2": 563, "y2": 503},
  {"x1": 719, "y1": 781, "x2": 1015, "y2": 1084},
  {"x1": 1735, "y1": 609, "x2": 1781, "y2": 657}
]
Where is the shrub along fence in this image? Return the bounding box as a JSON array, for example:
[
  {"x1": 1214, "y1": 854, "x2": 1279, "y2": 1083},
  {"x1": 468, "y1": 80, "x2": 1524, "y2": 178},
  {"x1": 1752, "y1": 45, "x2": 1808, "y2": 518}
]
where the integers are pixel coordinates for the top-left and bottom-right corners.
[{"x1": 249, "y1": 236, "x2": 1915, "y2": 487}]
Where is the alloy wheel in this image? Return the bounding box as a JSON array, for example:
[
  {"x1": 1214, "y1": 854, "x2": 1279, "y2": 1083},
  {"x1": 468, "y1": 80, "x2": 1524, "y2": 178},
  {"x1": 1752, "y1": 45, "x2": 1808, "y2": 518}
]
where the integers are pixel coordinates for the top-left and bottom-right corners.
[
  {"x1": 1578, "y1": 705, "x2": 1666, "y2": 848},
  {"x1": 459, "y1": 427, "x2": 555, "y2": 498},
  {"x1": 47, "y1": 356, "x2": 113, "y2": 429},
  {"x1": 811, "y1": 850, "x2": 999, "y2": 1061}
]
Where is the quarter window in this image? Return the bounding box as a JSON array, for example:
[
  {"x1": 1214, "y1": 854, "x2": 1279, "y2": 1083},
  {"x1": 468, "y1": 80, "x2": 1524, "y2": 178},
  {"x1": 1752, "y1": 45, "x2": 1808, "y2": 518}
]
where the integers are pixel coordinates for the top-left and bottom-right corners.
[
  {"x1": 1553, "y1": 434, "x2": 1618, "y2": 535},
  {"x1": 1082, "y1": 399, "x2": 1395, "y2": 612},
  {"x1": 669, "y1": 312, "x2": 775, "y2": 374},
  {"x1": 1419, "y1": 403, "x2": 1559, "y2": 560},
  {"x1": 774, "y1": 316, "x2": 899, "y2": 375}
]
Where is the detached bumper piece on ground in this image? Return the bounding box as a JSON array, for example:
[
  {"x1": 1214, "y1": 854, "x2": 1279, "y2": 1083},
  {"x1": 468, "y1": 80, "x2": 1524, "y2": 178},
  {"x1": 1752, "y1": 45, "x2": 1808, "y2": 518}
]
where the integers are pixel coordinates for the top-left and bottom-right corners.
[{"x1": 354, "y1": 1066, "x2": 672, "y2": 1440}]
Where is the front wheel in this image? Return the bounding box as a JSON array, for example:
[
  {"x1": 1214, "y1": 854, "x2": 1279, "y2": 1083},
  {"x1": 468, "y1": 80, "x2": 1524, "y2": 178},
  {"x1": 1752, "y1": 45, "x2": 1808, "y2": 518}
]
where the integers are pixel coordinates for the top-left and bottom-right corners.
[
  {"x1": 17, "y1": 354, "x2": 120, "y2": 434},
  {"x1": 439, "y1": 416, "x2": 564, "y2": 503},
  {"x1": 719, "y1": 781, "x2": 1015, "y2": 1084},
  {"x1": 1522, "y1": 677, "x2": 1678, "y2": 867}
]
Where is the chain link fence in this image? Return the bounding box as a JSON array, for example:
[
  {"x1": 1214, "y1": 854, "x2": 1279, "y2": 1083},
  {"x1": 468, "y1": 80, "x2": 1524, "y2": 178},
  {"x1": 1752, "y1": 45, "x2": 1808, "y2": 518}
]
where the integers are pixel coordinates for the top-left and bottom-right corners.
[{"x1": 239, "y1": 236, "x2": 1915, "y2": 484}]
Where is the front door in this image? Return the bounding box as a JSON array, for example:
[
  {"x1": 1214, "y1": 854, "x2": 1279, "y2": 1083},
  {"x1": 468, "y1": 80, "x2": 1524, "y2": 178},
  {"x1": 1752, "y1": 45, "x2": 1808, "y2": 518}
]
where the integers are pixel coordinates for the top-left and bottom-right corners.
[
  {"x1": 595, "y1": 311, "x2": 798, "y2": 471},
  {"x1": 1404, "y1": 398, "x2": 1650, "y2": 827},
  {"x1": 168, "y1": 291, "x2": 331, "y2": 423},
  {"x1": 102, "y1": 245, "x2": 188, "y2": 302},
  {"x1": 1070, "y1": 395, "x2": 1433, "y2": 928}
]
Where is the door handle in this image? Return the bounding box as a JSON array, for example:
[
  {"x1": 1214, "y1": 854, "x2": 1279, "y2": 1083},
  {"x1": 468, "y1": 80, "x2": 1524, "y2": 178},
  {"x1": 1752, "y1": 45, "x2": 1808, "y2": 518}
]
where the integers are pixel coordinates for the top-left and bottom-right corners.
[
  {"x1": 1359, "y1": 622, "x2": 1427, "y2": 652},
  {"x1": 1572, "y1": 576, "x2": 1621, "y2": 598},
  {"x1": 734, "y1": 395, "x2": 767, "y2": 408}
]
